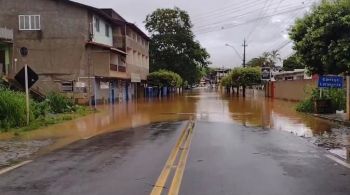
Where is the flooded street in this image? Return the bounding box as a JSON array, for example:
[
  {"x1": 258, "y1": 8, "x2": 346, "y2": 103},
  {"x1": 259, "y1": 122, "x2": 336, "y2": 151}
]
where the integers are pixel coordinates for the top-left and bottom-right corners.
[
  {"x1": 1, "y1": 88, "x2": 350, "y2": 195},
  {"x1": 0, "y1": 88, "x2": 346, "y2": 153}
]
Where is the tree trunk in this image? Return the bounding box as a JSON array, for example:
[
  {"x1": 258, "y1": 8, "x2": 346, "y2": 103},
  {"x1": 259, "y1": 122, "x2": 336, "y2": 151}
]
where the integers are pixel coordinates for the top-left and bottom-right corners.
[
  {"x1": 243, "y1": 86, "x2": 246, "y2": 97},
  {"x1": 236, "y1": 86, "x2": 239, "y2": 96}
]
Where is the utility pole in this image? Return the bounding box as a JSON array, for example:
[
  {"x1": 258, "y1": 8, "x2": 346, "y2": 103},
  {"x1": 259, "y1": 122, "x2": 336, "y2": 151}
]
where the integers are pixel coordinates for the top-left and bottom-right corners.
[
  {"x1": 242, "y1": 38, "x2": 247, "y2": 67},
  {"x1": 242, "y1": 38, "x2": 248, "y2": 97}
]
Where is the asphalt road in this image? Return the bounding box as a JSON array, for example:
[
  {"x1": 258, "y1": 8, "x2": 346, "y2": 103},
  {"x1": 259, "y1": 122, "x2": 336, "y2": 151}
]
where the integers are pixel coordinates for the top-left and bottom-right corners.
[{"x1": 1, "y1": 120, "x2": 350, "y2": 195}]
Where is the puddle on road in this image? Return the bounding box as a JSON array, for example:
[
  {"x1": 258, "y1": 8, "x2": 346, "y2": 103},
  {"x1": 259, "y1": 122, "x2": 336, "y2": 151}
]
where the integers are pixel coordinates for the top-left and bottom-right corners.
[{"x1": 0, "y1": 88, "x2": 349, "y2": 156}]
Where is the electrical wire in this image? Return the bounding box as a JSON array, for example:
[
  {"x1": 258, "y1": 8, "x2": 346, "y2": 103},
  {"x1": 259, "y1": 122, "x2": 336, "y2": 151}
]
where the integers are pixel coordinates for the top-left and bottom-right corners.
[
  {"x1": 194, "y1": 3, "x2": 312, "y2": 35},
  {"x1": 246, "y1": 0, "x2": 274, "y2": 41},
  {"x1": 193, "y1": 1, "x2": 313, "y2": 33}
]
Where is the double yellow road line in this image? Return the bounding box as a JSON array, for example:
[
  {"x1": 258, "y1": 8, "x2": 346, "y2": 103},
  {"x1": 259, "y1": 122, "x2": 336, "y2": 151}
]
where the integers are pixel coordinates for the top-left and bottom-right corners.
[{"x1": 150, "y1": 119, "x2": 195, "y2": 195}]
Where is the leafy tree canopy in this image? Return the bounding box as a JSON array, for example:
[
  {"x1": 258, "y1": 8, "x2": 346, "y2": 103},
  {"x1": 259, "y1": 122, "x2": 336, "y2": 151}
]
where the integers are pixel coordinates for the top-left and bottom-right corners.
[
  {"x1": 221, "y1": 67, "x2": 262, "y2": 87},
  {"x1": 283, "y1": 54, "x2": 305, "y2": 71},
  {"x1": 147, "y1": 70, "x2": 183, "y2": 87},
  {"x1": 289, "y1": 0, "x2": 350, "y2": 75},
  {"x1": 247, "y1": 50, "x2": 281, "y2": 68},
  {"x1": 145, "y1": 7, "x2": 210, "y2": 85}
]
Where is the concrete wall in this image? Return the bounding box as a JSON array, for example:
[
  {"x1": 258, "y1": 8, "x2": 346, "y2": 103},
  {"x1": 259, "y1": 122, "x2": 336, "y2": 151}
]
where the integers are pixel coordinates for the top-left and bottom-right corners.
[
  {"x1": 92, "y1": 15, "x2": 113, "y2": 46},
  {"x1": 125, "y1": 27, "x2": 149, "y2": 81},
  {"x1": 270, "y1": 80, "x2": 317, "y2": 101}
]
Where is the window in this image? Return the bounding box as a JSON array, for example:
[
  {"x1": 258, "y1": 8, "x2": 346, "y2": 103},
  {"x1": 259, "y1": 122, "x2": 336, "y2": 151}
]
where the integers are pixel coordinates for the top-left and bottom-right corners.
[
  {"x1": 105, "y1": 24, "x2": 110, "y2": 37},
  {"x1": 19, "y1": 15, "x2": 40, "y2": 30},
  {"x1": 61, "y1": 82, "x2": 73, "y2": 92},
  {"x1": 95, "y1": 17, "x2": 100, "y2": 32}
]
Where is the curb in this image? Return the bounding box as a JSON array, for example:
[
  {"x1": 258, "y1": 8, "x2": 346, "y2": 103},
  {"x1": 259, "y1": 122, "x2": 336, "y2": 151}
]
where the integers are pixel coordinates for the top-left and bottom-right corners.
[{"x1": 312, "y1": 114, "x2": 350, "y2": 126}]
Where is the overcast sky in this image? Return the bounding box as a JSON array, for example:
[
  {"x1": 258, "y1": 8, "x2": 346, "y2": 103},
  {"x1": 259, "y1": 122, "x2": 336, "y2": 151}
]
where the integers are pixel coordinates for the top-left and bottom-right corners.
[{"x1": 75, "y1": 0, "x2": 319, "y2": 68}]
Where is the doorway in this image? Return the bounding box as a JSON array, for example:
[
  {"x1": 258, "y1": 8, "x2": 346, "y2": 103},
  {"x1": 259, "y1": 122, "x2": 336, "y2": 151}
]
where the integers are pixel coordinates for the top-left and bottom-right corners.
[{"x1": 0, "y1": 50, "x2": 5, "y2": 75}]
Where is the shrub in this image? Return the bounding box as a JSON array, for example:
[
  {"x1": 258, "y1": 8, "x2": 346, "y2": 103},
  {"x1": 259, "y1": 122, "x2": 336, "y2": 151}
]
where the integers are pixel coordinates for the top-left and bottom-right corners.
[
  {"x1": 0, "y1": 88, "x2": 32, "y2": 129},
  {"x1": 32, "y1": 99, "x2": 51, "y2": 118},
  {"x1": 46, "y1": 92, "x2": 74, "y2": 114},
  {"x1": 296, "y1": 99, "x2": 314, "y2": 113},
  {"x1": 296, "y1": 88, "x2": 346, "y2": 113}
]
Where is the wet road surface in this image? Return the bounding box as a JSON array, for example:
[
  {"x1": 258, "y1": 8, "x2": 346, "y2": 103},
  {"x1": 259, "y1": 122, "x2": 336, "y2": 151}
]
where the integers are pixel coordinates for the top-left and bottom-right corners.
[
  {"x1": 181, "y1": 121, "x2": 350, "y2": 195},
  {"x1": 0, "y1": 121, "x2": 187, "y2": 195},
  {"x1": 1, "y1": 88, "x2": 350, "y2": 194}
]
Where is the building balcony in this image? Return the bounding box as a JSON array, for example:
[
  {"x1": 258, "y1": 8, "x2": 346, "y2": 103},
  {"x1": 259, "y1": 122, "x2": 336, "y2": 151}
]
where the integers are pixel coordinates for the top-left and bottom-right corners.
[
  {"x1": 125, "y1": 36, "x2": 148, "y2": 54},
  {"x1": 109, "y1": 64, "x2": 128, "y2": 79}
]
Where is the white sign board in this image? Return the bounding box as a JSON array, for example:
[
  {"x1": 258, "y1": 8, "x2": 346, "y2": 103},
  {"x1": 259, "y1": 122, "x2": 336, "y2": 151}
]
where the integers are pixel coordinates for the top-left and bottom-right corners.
[
  {"x1": 100, "y1": 82, "x2": 110, "y2": 89},
  {"x1": 75, "y1": 81, "x2": 86, "y2": 88},
  {"x1": 131, "y1": 73, "x2": 141, "y2": 83}
]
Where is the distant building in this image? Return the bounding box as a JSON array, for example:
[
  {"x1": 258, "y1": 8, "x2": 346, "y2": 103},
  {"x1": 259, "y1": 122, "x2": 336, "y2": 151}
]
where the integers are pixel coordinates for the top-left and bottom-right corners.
[
  {"x1": 273, "y1": 69, "x2": 311, "y2": 81},
  {"x1": 0, "y1": 0, "x2": 150, "y2": 104},
  {"x1": 213, "y1": 67, "x2": 231, "y2": 84}
]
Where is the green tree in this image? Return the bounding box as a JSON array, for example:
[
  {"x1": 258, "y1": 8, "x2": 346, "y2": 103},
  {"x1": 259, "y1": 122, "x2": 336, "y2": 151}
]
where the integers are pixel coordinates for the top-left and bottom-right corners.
[
  {"x1": 247, "y1": 50, "x2": 281, "y2": 68},
  {"x1": 289, "y1": 0, "x2": 350, "y2": 75},
  {"x1": 247, "y1": 57, "x2": 266, "y2": 67},
  {"x1": 147, "y1": 70, "x2": 183, "y2": 88},
  {"x1": 269, "y1": 50, "x2": 281, "y2": 67},
  {"x1": 283, "y1": 54, "x2": 305, "y2": 71},
  {"x1": 145, "y1": 7, "x2": 210, "y2": 85},
  {"x1": 221, "y1": 67, "x2": 261, "y2": 97}
]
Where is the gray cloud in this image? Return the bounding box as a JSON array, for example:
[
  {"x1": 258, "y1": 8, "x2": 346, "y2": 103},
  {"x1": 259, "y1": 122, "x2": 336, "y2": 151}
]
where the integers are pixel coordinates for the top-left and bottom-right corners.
[{"x1": 74, "y1": 0, "x2": 318, "y2": 68}]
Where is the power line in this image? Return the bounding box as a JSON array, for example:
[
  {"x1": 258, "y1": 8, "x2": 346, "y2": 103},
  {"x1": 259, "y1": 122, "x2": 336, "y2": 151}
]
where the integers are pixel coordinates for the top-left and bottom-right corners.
[
  {"x1": 193, "y1": 1, "x2": 308, "y2": 30},
  {"x1": 273, "y1": 0, "x2": 287, "y2": 13},
  {"x1": 246, "y1": 0, "x2": 274, "y2": 41},
  {"x1": 194, "y1": 4, "x2": 312, "y2": 35},
  {"x1": 193, "y1": 1, "x2": 313, "y2": 33},
  {"x1": 191, "y1": 0, "x2": 258, "y2": 20},
  {"x1": 192, "y1": 0, "x2": 269, "y2": 24}
]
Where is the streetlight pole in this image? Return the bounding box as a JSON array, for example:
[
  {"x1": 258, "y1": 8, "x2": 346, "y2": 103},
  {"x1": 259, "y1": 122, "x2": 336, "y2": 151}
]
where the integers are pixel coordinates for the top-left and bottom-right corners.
[{"x1": 225, "y1": 43, "x2": 242, "y2": 64}]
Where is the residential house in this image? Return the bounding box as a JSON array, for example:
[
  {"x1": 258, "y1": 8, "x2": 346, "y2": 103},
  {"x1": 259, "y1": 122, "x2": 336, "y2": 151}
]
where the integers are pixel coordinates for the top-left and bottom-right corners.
[
  {"x1": 213, "y1": 67, "x2": 231, "y2": 85},
  {"x1": 0, "y1": 0, "x2": 150, "y2": 104},
  {"x1": 273, "y1": 69, "x2": 311, "y2": 81}
]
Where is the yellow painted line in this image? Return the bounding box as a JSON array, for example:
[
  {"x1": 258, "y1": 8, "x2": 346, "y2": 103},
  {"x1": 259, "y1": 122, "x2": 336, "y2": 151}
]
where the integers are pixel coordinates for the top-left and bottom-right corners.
[
  {"x1": 168, "y1": 124, "x2": 195, "y2": 195},
  {"x1": 325, "y1": 154, "x2": 350, "y2": 169},
  {"x1": 0, "y1": 160, "x2": 33, "y2": 175},
  {"x1": 150, "y1": 121, "x2": 191, "y2": 195}
]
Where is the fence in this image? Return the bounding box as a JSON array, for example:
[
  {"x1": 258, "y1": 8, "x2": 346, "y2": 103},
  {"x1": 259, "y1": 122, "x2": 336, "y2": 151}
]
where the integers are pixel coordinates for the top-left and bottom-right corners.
[{"x1": 266, "y1": 79, "x2": 317, "y2": 101}]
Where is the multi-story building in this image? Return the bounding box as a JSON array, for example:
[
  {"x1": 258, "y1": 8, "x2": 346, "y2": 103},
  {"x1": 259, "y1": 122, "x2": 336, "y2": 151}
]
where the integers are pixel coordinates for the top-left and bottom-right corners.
[{"x1": 0, "y1": 0, "x2": 150, "y2": 104}]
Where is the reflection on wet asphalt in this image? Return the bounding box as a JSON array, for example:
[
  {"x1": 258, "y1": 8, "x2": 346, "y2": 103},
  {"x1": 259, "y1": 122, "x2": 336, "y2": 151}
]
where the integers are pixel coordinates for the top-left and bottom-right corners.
[
  {"x1": 1, "y1": 88, "x2": 350, "y2": 195},
  {"x1": 1, "y1": 88, "x2": 347, "y2": 153}
]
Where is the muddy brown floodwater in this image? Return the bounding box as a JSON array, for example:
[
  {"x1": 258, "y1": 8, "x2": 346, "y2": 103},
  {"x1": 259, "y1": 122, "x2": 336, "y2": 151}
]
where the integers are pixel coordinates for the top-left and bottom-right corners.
[{"x1": 0, "y1": 88, "x2": 349, "y2": 162}]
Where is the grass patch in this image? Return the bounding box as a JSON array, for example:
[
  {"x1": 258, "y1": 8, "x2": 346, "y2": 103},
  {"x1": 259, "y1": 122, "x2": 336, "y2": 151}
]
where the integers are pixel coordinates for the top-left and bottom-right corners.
[
  {"x1": 5, "y1": 108, "x2": 94, "y2": 133},
  {"x1": 0, "y1": 87, "x2": 95, "y2": 133}
]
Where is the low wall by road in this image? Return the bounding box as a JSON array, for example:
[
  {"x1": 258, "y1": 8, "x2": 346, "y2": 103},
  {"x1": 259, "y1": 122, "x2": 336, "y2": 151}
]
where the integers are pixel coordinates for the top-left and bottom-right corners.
[{"x1": 266, "y1": 79, "x2": 317, "y2": 101}]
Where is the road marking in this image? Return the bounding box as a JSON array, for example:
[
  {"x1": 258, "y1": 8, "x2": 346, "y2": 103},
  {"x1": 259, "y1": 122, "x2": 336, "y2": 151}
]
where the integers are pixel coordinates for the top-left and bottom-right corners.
[
  {"x1": 168, "y1": 122, "x2": 194, "y2": 195},
  {"x1": 325, "y1": 154, "x2": 350, "y2": 169},
  {"x1": 0, "y1": 160, "x2": 33, "y2": 175},
  {"x1": 150, "y1": 121, "x2": 192, "y2": 195}
]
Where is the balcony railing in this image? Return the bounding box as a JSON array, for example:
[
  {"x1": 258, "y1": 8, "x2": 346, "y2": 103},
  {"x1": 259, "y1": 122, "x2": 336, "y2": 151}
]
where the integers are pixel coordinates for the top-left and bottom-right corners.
[
  {"x1": 118, "y1": 65, "x2": 126, "y2": 72},
  {"x1": 110, "y1": 64, "x2": 126, "y2": 73}
]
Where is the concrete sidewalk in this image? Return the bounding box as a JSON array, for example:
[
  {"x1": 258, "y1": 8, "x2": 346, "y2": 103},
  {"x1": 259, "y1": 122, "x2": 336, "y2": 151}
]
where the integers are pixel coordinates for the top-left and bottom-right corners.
[{"x1": 313, "y1": 113, "x2": 350, "y2": 126}]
